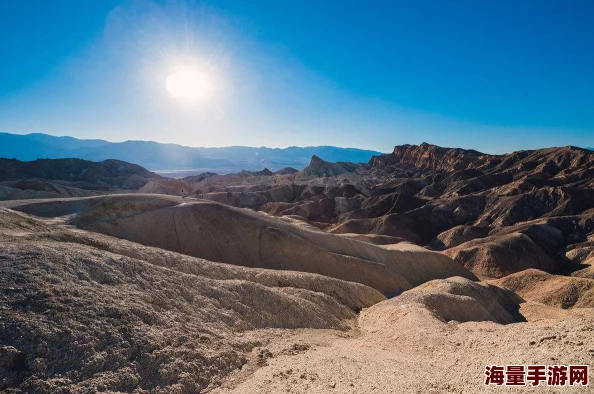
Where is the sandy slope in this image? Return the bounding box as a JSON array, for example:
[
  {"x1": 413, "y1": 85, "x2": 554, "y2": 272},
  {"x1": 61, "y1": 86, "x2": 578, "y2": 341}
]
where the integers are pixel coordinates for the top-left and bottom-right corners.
[
  {"x1": 213, "y1": 302, "x2": 594, "y2": 394},
  {"x1": 0, "y1": 208, "x2": 382, "y2": 392},
  {"x1": 4, "y1": 194, "x2": 476, "y2": 297}
]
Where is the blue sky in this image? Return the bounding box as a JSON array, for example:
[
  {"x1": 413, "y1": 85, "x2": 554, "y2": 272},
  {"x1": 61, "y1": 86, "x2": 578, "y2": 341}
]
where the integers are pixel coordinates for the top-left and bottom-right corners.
[{"x1": 0, "y1": 0, "x2": 592, "y2": 153}]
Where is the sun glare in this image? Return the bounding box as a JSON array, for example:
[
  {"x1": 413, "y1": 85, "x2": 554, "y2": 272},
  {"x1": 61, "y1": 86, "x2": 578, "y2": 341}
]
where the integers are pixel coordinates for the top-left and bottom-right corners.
[{"x1": 166, "y1": 68, "x2": 212, "y2": 101}]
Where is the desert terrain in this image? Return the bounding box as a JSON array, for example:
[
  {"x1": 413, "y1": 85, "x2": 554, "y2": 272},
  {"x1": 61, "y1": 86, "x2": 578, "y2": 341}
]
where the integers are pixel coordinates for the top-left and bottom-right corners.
[{"x1": 2, "y1": 143, "x2": 594, "y2": 393}]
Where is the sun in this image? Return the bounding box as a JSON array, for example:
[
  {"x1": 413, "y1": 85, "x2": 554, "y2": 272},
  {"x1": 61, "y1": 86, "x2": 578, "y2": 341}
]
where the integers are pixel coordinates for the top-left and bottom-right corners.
[{"x1": 166, "y1": 67, "x2": 212, "y2": 101}]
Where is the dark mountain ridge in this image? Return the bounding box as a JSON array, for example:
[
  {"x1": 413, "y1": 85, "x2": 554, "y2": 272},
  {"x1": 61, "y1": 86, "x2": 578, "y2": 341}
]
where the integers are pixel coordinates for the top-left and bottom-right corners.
[
  {"x1": 369, "y1": 143, "x2": 594, "y2": 183},
  {"x1": 0, "y1": 157, "x2": 160, "y2": 190}
]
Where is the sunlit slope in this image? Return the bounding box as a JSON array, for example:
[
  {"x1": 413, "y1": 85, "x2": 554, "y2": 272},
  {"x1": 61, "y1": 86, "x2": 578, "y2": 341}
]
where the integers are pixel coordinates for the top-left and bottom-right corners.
[{"x1": 8, "y1": 194, "x2": 476, "y2": 296}]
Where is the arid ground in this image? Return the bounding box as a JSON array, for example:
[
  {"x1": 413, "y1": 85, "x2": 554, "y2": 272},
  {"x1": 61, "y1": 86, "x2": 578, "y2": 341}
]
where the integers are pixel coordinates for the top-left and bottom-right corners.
[{"x1": 2, "y1": 143, "x2": 594, "y2": 393}]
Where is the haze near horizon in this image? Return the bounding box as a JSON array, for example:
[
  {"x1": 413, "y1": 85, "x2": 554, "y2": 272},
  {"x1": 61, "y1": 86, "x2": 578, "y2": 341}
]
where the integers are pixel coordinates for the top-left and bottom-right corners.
[{"x1": 0, "y1": 0, "x2": 593, "y2": 153}]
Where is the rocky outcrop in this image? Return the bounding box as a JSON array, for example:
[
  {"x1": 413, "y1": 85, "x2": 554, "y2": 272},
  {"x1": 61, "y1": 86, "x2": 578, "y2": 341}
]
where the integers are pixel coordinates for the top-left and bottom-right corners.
[
  {"x1": 370, "y1": 144, "x2": 594, "y2": 185},
  {"x1": 370, "y1": 143, "x2": 486, "y2": 171},
  {"x1": 296, "y1": 155, "x2": 359, "y2": 179}
]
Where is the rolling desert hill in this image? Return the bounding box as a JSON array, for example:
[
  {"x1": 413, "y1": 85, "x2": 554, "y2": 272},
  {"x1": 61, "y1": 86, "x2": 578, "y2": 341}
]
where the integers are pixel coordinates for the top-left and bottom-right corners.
[
  {"x1": 1, "y1": 141, "x2": 594, "y2": 393},
  {"x1": 5, "y1": 194, "x2": 475, "y2": 297}
]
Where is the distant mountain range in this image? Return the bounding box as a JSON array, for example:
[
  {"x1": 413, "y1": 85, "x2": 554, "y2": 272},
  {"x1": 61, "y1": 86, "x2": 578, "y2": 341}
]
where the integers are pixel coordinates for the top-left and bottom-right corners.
[{"x1": 0, "y1": 133, "x2": 382, "y2": 174}]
